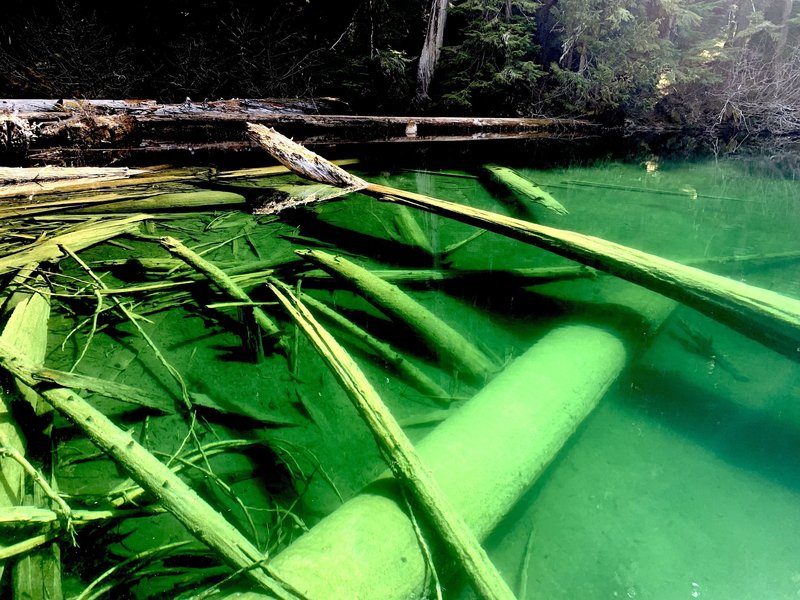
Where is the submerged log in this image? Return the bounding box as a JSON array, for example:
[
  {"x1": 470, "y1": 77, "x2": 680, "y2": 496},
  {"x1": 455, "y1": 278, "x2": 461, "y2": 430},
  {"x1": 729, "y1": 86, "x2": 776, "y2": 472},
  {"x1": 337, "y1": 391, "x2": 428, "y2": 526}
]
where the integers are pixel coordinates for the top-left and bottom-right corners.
[
  {"x1": 267, "y1": 280, "x2": 517, "y2": 600},
  {"x1": 223, "y1": 289, "x2": 677, "y2": 600},
  {"x1": 299, "y1": 265, "x2": 595, "y2": 288},
  {"x1": 297, "y1": 249, "x2": 498, "y2": 383},
  {"x1": 483, "y1": 164, "x2": 569, "y2": 216},
  {"x1": 247, "y1": 124, "x2": 800, "y2": 362}
]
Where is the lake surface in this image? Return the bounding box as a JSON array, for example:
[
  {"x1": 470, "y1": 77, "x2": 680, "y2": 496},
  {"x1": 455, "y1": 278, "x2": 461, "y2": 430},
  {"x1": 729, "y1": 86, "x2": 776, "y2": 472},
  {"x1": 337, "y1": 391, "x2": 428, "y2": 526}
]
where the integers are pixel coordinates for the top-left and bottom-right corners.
[{"x1": 2, "y1": 140, "x2": 799, "y2": 599}]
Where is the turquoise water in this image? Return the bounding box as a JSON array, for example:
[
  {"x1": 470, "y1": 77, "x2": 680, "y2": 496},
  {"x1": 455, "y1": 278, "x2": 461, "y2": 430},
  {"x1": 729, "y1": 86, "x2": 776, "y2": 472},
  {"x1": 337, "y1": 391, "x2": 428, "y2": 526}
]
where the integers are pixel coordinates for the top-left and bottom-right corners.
[{"x1": 1, "y1": 146, "x2": 799, "y2": 598}]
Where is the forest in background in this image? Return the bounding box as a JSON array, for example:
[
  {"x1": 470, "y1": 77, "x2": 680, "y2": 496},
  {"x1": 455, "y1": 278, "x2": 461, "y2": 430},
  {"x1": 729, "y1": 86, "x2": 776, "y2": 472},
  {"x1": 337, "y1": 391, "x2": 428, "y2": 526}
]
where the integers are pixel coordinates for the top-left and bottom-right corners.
[{"x1": 1, "y1": 0, "x2": 799, "y2": 137}]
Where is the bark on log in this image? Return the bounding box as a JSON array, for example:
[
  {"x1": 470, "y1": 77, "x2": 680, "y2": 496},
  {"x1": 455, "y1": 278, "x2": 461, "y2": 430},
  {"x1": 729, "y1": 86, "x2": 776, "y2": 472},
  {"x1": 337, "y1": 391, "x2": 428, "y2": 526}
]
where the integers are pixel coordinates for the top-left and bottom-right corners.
[{"x1": 2, "y1": 98, "x2": 599, "y2": 165}]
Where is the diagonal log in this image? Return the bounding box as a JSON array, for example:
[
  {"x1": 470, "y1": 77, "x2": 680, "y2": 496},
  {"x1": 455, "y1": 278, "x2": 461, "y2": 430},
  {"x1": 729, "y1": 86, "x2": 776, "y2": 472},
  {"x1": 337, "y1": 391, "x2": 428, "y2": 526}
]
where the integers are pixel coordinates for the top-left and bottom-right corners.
[{"x1": 246, "y1": 124, "x2": 800, "y2": 361}]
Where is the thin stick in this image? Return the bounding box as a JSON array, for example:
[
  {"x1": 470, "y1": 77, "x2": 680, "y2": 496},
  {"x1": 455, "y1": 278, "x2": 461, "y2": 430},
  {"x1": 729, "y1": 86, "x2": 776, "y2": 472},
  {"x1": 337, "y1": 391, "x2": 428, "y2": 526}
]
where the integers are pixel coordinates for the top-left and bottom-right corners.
[
  {"x1": 0, "y1": 533, "x2": 55, "y2": 561},
  {"x1": 0, "y1": 434, "x2": 75, "y2": 544},
  {"x1": 60, "y1": 245, "x2": 191, "y2": 409},
  {"x1": 266, "y1": 278, "x2": 517, "y2": 600}
]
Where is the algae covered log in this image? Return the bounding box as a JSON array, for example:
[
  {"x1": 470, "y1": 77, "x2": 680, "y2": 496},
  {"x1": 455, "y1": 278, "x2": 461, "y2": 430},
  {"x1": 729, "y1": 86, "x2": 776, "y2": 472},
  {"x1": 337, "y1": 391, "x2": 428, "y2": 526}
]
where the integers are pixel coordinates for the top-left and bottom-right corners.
[
  {"x1": 246, "y1": 124, "x2": 800, "y2": 361},
  {"x1": 267, "y1": 280, "x2": 517, "y2": 600},
  {"x1": 483, "y1": 164, "x2": 568, "y2": 215},
  {"x1": 0, "y1": 215, "x2": 150, "y2": 276},
  {"x1": 297, "y1": 249, "x2": 498, "y2": 383}
]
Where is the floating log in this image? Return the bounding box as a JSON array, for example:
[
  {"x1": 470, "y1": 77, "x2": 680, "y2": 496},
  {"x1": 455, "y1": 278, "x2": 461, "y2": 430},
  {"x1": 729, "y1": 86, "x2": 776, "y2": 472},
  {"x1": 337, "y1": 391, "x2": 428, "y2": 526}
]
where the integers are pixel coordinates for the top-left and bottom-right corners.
[
  {"x1": 267, "y1": 280, "x2": 516, "y2": 600},
  {"x1": 0, "y1": 215, "x2": 149, "y2": 276},
  {"x1": 2, "y1": 98, "x2": 599, "y2": 165},
  {"x1": 297, "y1": 249, "x2": 498, "y2": 383},
  {"x1": 483, "y1": 164, "x2": 568, "y2": 215},
  {"x1": 247, "y1": 124, "x2": 800, "y2": 361}
]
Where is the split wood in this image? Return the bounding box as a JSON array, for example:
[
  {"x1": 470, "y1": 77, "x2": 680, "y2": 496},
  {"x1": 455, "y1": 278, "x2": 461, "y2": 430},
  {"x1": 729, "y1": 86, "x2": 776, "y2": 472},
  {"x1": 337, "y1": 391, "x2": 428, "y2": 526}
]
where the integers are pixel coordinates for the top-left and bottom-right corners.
[
  {"x1": 267, "y1": 278, "x2": 517, "y2": 600},
  {"x1": 247, "y1": 123, "x2": 800, "y2": 362}
]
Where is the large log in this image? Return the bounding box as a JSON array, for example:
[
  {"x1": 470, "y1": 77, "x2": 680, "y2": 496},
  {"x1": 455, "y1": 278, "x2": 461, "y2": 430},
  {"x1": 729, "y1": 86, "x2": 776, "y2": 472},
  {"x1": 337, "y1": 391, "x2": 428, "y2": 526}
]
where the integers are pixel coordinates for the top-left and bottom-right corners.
[
  {"x1": 1, "y1": 99, "x2": 599, "y2": 165},
  {"x1": 246, "y1": 124, "x2": 800, "y2": 362},
  {"x1": 221, "y1": 288, "x2": 677, "y2": 600}
]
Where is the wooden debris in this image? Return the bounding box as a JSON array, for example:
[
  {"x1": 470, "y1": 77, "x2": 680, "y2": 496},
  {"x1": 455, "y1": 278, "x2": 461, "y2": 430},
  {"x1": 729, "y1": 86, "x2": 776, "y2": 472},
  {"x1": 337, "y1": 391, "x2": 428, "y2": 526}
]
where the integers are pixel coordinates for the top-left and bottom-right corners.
[
  {"x1": 297, "y1": 249, "x2": 498, "y2": 383},
  {"x1": 299, "y1": 292, "x2": 451, "y2": 401},
  {"x1": 0, "y1": 343, "x2": 300, "y2": 600},
  {"x1": 267, "y1": 279, "x2": 517, "y2": 600},
  {"x1": 158, "y1": 235, "x2": 283, "y2": 351},
  {"x1": 0, "y1": 166, "x2": 145, "y2": 198},
  {"x1": 69, "y1": 190, "x2": 247, "y2": 214},
  {"x1": 0, "y1": 214, "x2": 150, "y2": 276},
  {"x1": 246, "y1": 124, "x2": 800, "y2": 361},
  {"x1": 483, "y1": 164, "x2": 568, "y2": 215}
]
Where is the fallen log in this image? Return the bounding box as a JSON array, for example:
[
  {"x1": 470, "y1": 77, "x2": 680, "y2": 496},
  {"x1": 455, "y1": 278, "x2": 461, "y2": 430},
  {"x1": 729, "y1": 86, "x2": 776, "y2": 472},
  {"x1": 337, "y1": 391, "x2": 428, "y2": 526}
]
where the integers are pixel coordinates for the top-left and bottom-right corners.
[
  {"x1": 0, "y1": 215, "x2": 150, "y2": 276},
  {"x1": 267, "y1": 279, "x2": 517, "y2": 600},
  {"x1": 483, "y1": 164, "x2": 568, "y2": 216},
  {"x1": 296, "y1": 249, "x2": 498, "y2": 383},
  {"x1": 3, "y1": 98, "x2": 599, "y2": 164},
  {"x1": 247, "y1": 124, "x2": 800, "y2": 361}
]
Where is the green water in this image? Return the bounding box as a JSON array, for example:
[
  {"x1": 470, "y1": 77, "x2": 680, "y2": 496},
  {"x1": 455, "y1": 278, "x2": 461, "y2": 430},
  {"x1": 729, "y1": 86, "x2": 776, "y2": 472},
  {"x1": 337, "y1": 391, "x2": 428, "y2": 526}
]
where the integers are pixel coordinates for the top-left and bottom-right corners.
[{"x1": 2, "y1": 145, "x2": 800, "y2": 599}]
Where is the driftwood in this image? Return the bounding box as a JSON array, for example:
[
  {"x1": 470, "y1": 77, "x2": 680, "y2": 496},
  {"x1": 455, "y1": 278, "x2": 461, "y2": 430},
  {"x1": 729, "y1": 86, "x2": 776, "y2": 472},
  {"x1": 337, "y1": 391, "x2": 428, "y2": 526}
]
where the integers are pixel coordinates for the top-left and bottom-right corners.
[
  {"x1": 483, "y1": 164, "x2": 568, "y2": 216},
  {"x1": 247, "y1": 124, "x2": 800, "y2": 361},
  {"x1": 297, "y1": 249, "x2": 498, "y2": 383},
  {"x1": 0, "y1": 345, "x2": 299, "y2": 600},
  {"x1": 267, "y1": 279, "x2": 517, "y2": 600}
]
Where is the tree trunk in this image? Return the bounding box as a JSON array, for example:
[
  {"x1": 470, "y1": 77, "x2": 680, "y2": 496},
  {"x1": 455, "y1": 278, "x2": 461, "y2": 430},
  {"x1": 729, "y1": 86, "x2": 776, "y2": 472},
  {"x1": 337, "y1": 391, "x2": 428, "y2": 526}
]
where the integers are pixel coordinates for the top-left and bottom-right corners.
[{"x1": 416, "y1": 0, "x2": 449, "y2": 104}]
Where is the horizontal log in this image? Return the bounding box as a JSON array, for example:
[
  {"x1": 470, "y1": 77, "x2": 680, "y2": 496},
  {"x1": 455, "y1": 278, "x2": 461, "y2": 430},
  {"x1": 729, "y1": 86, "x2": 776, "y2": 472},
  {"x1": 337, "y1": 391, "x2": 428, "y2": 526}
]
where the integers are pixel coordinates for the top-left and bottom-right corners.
[{"x1": 2, "y1": 98, "x2": 601, "y2": 164}]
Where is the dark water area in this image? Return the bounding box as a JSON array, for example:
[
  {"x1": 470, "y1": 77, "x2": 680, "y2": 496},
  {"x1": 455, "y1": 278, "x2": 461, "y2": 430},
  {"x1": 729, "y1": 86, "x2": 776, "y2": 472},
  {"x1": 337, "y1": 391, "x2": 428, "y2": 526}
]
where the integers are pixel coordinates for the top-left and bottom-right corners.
[{"x1": 1, "y1": 136, "x2": 799, "y2": 599}]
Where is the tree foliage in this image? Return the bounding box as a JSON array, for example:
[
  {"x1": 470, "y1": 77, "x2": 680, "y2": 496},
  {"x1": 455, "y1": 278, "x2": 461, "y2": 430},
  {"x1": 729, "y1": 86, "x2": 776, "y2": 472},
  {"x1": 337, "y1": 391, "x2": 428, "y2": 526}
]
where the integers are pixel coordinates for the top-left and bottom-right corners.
[{"x1": 0, "y1": 0, "x2": 797, "y2": 131}]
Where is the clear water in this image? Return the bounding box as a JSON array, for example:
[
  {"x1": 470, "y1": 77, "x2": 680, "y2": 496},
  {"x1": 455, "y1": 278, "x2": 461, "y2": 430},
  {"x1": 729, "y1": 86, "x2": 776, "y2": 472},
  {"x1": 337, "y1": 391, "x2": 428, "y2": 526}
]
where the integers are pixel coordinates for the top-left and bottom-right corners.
[{"x1": 2, "y1": 144, "x2": 799, "y2": 599}]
